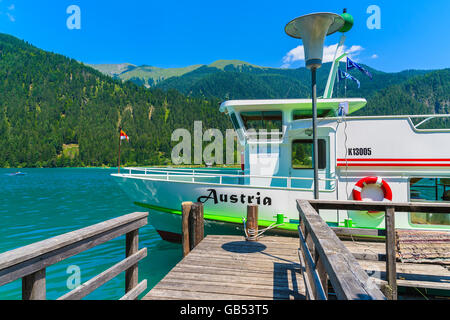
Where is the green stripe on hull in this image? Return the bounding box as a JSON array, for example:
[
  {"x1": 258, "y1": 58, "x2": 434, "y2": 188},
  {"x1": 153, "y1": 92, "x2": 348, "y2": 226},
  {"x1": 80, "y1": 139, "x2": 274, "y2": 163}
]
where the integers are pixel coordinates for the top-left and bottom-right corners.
[
  {"x1": 134, "y1": 201, "x2": 299, "y2": 231},
  {"x1": 134, "y1": 201, "x2": 385, "y2": 239}
]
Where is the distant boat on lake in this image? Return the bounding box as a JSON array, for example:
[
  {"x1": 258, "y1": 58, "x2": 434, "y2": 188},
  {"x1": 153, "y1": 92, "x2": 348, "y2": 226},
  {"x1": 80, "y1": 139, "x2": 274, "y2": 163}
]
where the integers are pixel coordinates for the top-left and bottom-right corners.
[{"x1": 8, "y1": 172, "x2": 26, "y2": 176}]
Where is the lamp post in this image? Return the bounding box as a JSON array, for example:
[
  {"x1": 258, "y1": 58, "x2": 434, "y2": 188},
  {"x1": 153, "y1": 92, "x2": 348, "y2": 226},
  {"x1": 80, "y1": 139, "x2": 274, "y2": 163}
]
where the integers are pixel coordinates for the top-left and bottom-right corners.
[{"x1": 285, "y1": 12, "x2": 345, "y2": 199}]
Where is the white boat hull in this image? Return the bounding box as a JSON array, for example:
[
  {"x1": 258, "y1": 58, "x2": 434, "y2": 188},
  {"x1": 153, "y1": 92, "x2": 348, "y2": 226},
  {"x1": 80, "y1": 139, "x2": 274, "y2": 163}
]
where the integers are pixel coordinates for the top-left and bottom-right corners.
[{"x1": 112, "y1": 173, "x2": 395, "y2": 241}]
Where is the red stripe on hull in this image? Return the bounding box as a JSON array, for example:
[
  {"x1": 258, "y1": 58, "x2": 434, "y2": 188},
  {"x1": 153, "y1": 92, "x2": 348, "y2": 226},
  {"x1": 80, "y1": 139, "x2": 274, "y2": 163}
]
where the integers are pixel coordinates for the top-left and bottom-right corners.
[
  {"x1": 337, "y1": 158, "x2": 450, "y2": 162},
  {"x1": 337, "y1": 163, "x2": 450, "y2": 167}
]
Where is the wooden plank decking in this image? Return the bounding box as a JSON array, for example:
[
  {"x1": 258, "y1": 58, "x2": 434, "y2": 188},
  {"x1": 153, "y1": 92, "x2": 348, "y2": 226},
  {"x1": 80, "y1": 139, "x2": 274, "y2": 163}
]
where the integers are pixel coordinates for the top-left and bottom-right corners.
[
  {"x1": 144, "y1": 235, "x2": 304, "y2": 300},
  {"x1": 143, "y1": 235, "x2": 450, "y2": 300}
]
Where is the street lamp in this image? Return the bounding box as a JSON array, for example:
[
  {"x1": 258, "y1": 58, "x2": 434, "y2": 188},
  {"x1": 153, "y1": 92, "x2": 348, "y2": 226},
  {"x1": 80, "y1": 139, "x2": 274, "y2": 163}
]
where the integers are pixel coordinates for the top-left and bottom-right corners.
[{"x1": 285, "y1": 12, "x2": 345, "y2": 199}]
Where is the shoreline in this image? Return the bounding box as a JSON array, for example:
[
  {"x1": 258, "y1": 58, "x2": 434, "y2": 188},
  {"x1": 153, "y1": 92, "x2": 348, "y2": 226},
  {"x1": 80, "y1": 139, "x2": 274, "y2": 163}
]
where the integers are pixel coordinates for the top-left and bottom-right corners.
[{"x1": 0, "y1": 165, "x2": 242, "y2": 170}]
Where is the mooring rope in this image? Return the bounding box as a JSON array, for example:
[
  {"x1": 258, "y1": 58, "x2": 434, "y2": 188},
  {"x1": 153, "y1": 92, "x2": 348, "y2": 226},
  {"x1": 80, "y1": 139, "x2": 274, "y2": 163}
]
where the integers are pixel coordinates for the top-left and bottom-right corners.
[{"x1": 242, "y1": 218, "x2": 284, "y2": 241}]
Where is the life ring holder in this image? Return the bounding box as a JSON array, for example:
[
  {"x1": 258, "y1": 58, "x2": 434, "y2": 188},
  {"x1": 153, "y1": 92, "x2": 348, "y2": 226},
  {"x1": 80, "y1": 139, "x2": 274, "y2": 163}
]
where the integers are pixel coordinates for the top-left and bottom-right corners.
[{"x1": 352, "y1": 177, "x2": 392, "y2": 213}]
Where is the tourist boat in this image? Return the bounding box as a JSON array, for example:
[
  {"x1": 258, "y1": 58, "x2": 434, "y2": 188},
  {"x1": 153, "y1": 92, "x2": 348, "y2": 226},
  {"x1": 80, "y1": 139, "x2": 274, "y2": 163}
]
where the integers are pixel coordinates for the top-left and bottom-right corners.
[
  {"x1": 112, "y1": 10, "x2": 450, "y2": 241},
  {"x1": 112, "y1": 95, "x2": 450, "y2": 242}
]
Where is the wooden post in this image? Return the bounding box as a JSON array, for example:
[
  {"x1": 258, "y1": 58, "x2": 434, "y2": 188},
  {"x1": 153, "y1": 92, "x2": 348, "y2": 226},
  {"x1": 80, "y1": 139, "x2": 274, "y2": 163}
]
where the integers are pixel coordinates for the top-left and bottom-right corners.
[
  {"x1": 22, "y1": 268, "x2": 46, "y2": 300},
  {"x1": 182, "y1": 202, "x2": 193, "y2": 257},
  {"x1": 385, "y1": 207, "x2": 397, "y2": 300},
  {"x1": 125, "y1": 229, "x2": 139, "y2": 296},
  {"x1": 246, "y1": 205, "x2": 258, "y2": 241},
  {"x1": 118, "y1": 126, "x2": 122, "y2": 174},
  {"x1": 188, "y1": 202, "x2": 204, "y2": 251}
]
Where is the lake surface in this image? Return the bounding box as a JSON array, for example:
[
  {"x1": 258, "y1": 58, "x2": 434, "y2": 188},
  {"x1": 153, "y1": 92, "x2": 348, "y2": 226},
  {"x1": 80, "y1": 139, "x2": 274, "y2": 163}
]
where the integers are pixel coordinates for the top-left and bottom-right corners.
[{"x1": 0, "y1": 168, "x2": 182, "y2": 300}]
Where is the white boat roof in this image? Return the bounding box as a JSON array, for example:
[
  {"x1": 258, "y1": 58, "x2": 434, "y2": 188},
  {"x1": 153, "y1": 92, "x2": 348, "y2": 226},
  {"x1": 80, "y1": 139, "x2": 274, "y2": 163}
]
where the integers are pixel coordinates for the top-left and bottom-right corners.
[{"x1": 219, "y1": 98, "x2": 367, "y2": 114}]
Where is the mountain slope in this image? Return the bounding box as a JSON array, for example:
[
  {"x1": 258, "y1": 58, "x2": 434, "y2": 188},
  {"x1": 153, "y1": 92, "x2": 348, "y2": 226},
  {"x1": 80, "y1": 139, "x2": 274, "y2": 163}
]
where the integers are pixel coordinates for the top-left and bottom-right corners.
[
  {"x1": 0, "y1": 33, "x2": 231, "y2": 168},
  {"x1": 93, "y1": 59, "x2": 434, "y2": 102},
  {"x1": 87, "y1": 63, "x2": 137, "y2": 77},
  {"x1": 154, "y1": 61, "x2": 434, "y2": 101},
  {"x1": 118, "y1": 64, "x2": 204, "y2": 87},
  {"x1": 91, "y1": 60, "x2": 268, "y2": 89},
  {"x1": 358, "y1": 68, "x2": 450, "y2": 117}
]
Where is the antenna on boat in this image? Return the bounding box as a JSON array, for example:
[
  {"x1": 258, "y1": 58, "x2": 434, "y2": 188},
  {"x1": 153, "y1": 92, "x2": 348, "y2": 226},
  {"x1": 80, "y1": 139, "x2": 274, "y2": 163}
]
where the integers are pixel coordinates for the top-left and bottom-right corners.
[{"x1": 285, "y1": 12, "x2": 345, "y2": 199}]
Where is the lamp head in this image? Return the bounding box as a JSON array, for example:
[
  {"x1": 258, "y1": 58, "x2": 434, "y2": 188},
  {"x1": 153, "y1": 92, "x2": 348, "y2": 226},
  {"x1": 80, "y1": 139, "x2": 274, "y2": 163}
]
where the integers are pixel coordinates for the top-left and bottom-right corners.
[{"x1": 285, "y1": 12, "x2": 344, "y2": 69}]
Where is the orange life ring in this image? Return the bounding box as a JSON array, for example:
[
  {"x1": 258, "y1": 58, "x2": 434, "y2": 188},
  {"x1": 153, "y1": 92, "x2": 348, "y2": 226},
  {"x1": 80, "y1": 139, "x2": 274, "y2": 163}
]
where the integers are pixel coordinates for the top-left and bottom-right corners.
[{"x1": 352, "y1": 177, "x2": 392, "y2": 212}]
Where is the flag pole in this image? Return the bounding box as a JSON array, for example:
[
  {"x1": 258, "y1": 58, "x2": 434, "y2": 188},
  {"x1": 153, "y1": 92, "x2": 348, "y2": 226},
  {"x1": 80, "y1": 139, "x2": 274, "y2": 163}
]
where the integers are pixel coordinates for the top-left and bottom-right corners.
[
  {"x1": 345, "y1": 58, "x2": 348, "y2": 98},
  {"x1": 118, "y1": 126, "x2": 122, "y2": 174}
]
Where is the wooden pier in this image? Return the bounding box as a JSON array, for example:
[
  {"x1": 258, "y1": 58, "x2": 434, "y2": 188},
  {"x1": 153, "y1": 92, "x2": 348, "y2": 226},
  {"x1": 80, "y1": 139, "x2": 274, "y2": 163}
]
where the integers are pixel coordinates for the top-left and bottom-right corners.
[
  {"x1": 0, "y1": 199, "x2": 449, "y2": 300},
  {"x1": 143, "y1": 234, "x2": 450, "y2": 300},
  {"x1": 144, "y1": 235, "x2": 305, "y2": 300},
  {"x1": 144, "y1": 200, "x2": 450, "y2": 300}
]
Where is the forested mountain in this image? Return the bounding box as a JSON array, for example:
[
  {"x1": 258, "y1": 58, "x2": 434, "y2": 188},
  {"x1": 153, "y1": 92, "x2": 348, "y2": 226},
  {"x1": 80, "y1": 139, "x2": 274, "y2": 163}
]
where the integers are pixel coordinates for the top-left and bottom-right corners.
[
  {"x1": 90, "y1": 60, "x2": 262, "y2": 88},
  {"x1": 94, "y1": 59, "x2": 433, "y2": 101},
  {"x1": 0, "y1": 34, "x2": 231, "y2": 168},
  {"x1": 356, "y1": 68, "x2": 450, "y2": 121},
  {"x1": 0, "y1": 32, "x2": 448, "y2": 168},
  {"x1": 96, "y1": 58, "x2": 448, "y2": 118},
  {"x1": 108, "y1": 58, "x2": 447, "y2": 118},
  {"x1": 87, "y1": 63, "x2": 137, "y2": 78}
]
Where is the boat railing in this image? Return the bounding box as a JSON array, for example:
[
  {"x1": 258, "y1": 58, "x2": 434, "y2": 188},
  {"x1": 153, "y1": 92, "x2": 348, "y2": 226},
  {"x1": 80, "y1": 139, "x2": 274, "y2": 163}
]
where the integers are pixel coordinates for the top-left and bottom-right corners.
[
  {"x1": 326, "y1": 114, "x2": 450, "y2": 132},
  {"x1": 122, "y1": 167, "x2": 337, "y2": 191}
]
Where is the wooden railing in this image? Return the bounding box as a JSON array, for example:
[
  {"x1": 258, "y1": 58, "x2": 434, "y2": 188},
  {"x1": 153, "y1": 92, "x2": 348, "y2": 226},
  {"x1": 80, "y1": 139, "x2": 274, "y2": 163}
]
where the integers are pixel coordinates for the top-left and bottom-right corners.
[
  {"x1": 0, "y1": 212, "x2": 149, "y2": 300},
  {"x1": 297, "y1": 200, "x2": 387, "y2": 300},
  {"x1": 302, "y1": 200, "x2": 450, "y2": 300}
]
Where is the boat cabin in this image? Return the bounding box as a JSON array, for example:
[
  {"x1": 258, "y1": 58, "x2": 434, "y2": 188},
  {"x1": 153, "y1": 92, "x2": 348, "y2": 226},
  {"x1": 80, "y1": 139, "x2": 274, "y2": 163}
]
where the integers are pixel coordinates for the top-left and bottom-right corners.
[
  {"x1": 221, "y1": 98, "x2": 450, "y2": 228},
  {"x1": 220, "y1": 98, "x2": 366, "y2": 189}
]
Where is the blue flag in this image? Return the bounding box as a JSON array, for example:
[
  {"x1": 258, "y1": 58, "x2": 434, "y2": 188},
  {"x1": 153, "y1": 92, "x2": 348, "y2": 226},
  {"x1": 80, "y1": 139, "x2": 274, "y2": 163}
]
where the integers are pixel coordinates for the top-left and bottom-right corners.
[
  {"x1": 338, "y1": 69, "x2": 360, "y2": 88},
  {"x1": 346, "y1": 57, "x2": 373, "y2": 80}
]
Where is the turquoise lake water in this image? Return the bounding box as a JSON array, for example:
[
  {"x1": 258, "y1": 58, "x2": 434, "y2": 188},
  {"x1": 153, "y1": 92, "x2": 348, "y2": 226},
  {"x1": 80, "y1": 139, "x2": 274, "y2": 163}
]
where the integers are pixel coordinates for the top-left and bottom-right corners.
[{"x1": 0, "y1": 168, "x2": 183, "y2": 300}]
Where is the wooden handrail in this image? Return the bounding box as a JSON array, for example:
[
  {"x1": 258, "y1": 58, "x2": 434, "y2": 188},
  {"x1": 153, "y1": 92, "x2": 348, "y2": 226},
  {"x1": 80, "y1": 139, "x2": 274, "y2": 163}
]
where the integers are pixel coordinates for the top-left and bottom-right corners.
[
  {"x1": 0, "y1": 212, "x2": 149, "y2": 300},
  {"x1": 297, "y1": 200, "x2": 386, "y2": 300},
  {"x1": 302, "y1": 199, "x2": 450, "y2": 300}
]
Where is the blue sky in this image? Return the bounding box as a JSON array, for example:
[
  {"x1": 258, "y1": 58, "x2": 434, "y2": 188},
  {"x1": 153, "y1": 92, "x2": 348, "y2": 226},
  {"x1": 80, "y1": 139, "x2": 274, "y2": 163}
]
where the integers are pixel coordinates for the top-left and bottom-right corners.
[{"x1": 0, "y1": 0, "x2": 449, "y2": 72}]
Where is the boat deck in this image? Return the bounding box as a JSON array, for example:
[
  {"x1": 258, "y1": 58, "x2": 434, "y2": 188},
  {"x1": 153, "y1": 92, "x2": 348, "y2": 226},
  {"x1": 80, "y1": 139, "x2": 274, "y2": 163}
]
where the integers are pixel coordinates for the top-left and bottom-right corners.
[{"x1": 143, "y1": 235, "x2": 450, "y2": 300}]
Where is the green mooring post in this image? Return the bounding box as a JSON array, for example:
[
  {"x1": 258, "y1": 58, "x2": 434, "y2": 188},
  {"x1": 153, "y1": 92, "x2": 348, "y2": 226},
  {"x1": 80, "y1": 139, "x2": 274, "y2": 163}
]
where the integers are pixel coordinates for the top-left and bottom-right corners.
[{"x1": 276, "y1": 214, "x2": 285, "y2": 225}]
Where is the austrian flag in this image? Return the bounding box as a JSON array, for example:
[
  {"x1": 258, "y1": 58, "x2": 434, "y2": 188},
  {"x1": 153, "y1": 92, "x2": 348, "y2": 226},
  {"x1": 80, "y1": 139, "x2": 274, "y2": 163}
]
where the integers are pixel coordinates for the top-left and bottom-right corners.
[{"x1": 120, "y1": 130, "x2": 129, "y2": 141}]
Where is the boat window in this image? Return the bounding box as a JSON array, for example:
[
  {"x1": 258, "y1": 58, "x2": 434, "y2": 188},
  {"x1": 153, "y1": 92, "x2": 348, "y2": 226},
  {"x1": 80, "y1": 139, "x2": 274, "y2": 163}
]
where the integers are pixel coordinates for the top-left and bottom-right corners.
[
  {"x1": 292, "y1": 139, "x2": 326, "y2": 169},
  {"x1": 409, "y1": 178, "x2": 450, "y2": 226},
  {"x1": 240, "y1": 111, "x2": 283, "y2": 139},
  {"x1": 293, "y1": 109, "x2": 334, "y2": 120}
]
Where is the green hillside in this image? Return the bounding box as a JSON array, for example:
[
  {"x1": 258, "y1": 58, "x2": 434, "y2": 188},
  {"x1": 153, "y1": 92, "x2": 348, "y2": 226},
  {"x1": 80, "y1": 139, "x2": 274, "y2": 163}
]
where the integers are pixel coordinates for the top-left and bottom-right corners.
[
  {"x1": 94, "y1": 59, "x2": 434, "y2": 102},
  {"x1": 154, "y1": 61, "x2": 433, "y2": 101},
  {"x1": 87, "y1": 63, "x2": 137, "y2": 77},
  {"x1": 208, "y1": 60, "x2": 265, "y2": 70},
  {"x1": 150, "y1": 60, "x2": 447, "y2": 121},
  {"x1": 117, "y1": 64, "x2": 204, "y2": 88},
  {"x1": 90, "y1": 60, "x2": 263, "y2": 88},
  {"x1": 357, "y1": 68, "x2": 450, "y2": 118},
  {"x1": 0, "y1": 33, "x2": 231, "y2": 168}
]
